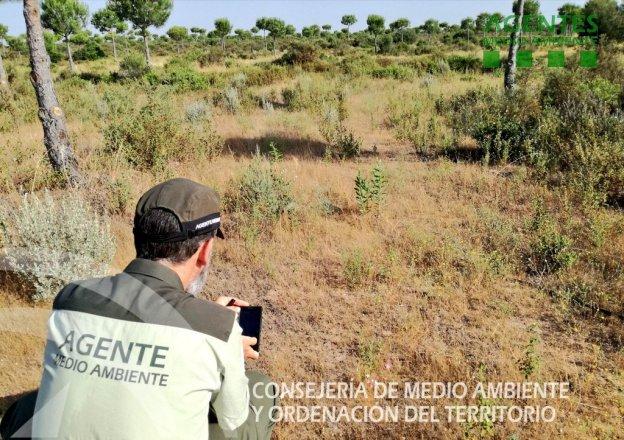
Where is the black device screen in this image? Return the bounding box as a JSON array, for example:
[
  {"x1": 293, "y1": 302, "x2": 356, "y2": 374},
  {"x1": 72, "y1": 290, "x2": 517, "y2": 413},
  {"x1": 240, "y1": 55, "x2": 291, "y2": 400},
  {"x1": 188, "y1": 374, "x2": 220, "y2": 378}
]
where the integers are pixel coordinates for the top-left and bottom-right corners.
[{"x1": 238, "y1": 306, "x2": 262, "y2": 352}]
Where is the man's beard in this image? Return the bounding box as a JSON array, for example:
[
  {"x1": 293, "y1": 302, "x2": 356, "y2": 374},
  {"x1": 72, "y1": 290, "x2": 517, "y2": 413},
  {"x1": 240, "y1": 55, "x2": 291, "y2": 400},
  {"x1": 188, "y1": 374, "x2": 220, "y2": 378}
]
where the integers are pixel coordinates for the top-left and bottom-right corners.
[{"x1": 186, "y1": 266, "x2": 209, "y2": 296}]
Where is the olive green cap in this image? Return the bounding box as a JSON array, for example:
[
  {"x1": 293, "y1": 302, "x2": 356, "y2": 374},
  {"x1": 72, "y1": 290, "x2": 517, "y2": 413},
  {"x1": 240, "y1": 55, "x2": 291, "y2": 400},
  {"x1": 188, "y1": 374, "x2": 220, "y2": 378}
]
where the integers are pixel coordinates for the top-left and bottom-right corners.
[{"x1": 133, "y1": 178, "x2": 224, "y2": 242}]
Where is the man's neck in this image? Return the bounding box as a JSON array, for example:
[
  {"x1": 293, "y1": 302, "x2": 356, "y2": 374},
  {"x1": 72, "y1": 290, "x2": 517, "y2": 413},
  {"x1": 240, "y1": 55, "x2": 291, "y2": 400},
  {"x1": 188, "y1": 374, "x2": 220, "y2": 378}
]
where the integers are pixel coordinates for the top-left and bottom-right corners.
[{"x1": 157, "y1": 259, "x2": 194, "y2": 291}]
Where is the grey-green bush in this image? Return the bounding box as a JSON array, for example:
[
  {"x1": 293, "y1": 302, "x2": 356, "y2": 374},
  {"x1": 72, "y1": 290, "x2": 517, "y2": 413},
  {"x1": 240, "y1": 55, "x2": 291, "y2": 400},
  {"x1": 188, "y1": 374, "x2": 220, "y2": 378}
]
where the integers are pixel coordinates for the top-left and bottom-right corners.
[
  {"x1": 224, "y1": 157, "x2": 295, "y2": 232},
  {"x1": 1, "y1": 191, "x2": 115, "y2": 301},
  {"x1": 222, "y1": 86, "x2": 240, "y2": 114}
]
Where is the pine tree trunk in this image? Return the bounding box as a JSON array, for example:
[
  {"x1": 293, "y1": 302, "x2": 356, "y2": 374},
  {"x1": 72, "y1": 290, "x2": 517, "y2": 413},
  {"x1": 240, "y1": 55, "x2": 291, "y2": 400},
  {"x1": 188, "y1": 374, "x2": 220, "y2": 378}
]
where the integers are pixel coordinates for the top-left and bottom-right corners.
[
  {"x1": 23, "y1": 0, "x2": 81, "y2": 185},
  {"x1": 142, "y1": 31, "x2": 151, "y2": 65},
  {"x1": 111, "y1": 32, "x2": 118, "y2": 61},
  {"x1": 65, "y1": 37, "x2": 75, "y2": 72},
  {"x1": 0, "y1": 53, "x2": 8, "y2": 88},
  {"x1": 504, "y1": 0, "x2": 525, "y2": 92}
]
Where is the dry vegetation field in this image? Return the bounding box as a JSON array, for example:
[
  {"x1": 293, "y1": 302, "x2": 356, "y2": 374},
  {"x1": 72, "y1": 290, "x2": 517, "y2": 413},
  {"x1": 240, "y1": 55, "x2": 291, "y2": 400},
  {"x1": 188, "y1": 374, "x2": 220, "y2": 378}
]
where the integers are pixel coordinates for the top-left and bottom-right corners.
[{"x1": 0, "y1": 44, "x2": 623, "y2": 439}]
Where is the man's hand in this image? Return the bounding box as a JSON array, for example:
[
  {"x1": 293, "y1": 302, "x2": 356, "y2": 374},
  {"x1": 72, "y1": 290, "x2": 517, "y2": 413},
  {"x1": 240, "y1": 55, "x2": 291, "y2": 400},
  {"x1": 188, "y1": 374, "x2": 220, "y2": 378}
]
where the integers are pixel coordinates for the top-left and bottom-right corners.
[
  {"x1": 242, "y1": 336, "x2": 259, "y2": 360},
  {"x1": 215, "y1": 296, "x2": 249, "y2": 313},
  {"x1": 214, "y1": 296, "x2": 259, "y2": 360}
]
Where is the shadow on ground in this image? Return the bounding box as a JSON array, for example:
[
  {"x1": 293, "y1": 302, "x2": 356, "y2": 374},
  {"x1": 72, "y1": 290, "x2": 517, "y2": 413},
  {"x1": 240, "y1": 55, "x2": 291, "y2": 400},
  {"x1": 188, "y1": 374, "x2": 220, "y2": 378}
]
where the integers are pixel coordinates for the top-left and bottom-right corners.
[{"x1": 224, "y1": 135, "x2": 327, "y2": 159}]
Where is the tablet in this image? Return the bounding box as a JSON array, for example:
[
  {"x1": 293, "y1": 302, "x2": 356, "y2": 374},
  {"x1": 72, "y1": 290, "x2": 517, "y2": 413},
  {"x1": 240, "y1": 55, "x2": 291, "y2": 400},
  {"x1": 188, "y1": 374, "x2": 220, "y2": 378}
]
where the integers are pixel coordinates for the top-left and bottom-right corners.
[{"x1": 238, "y1": 306, "x2": 262, "y2": 353}]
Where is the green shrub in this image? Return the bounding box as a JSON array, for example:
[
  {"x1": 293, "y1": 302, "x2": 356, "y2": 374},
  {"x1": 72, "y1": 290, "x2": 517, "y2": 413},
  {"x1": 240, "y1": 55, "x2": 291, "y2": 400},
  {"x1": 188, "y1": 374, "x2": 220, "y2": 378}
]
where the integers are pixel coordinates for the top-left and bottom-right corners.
[
  {"x1": 357, "y1": 338, "x2": 381, "y2": 375},
  {"x1": 198, "y1": 48, "x2": 225, "y2": 67},
  {"x1": 370, "y1": 64, "x2": 414, "y2": 80},
  {"x1": 104, "y1": 99, "x2": 178, "y2": 170},
  {"x1": 279, "y1": 41, "x2": 319, "y2": 66},
  {"x1": 447, "y1": 70, "x2": 624, "y2": 204},
  {"x1": 355, "y1": 165, "x2": 387, "y2": 213},
  {"x1": 446, "y1": 55, "x2": 481, "y2": 73},
  {"x1": 319, "y1": 103, "x2": 361, "y2": 159},
  {"x1": 55, "y1": 77, "x2": 103, "y2": 122},
  {"x1": 343, "y1": 249, "x2": 373, "y2": 288},
  {"x1": 74, "y1": 39, "x2": 106, "y2": 61},
  {"x1": 105, "y1": 178, "x2": 132, "y2": 215},
  {"x1": 44, "y1": 31, "x2": 63, "y2": 63},
  {"x1": 339, "y1": 53, "x2": 378, "y2": 76},
  {"x1": 529, "y1": 230, "x2": 577, "y2": 275},
  {"x1": 387, "y1": 94, "x2": 447, "y2": 155},
  {"x1": 242, "y1": 64, "x2": 290, "y2": 87},
  {"x1": 541, "y1": 70, "x2": 621, "y2": 110},
  {"x1": 224, "y1": 157, "x2": 295, "y2": 231},
  {"x1": 1, "y1": 191, "x2": 115, "y2": 301},
  {"x1": 165, "y1": 66, "x2": 209, "y2": 91},
  {"x1": 328, "y1": 129, "x2": 361, "y2": 159},
  {"x1": 536, "y1": 71, "x2": 624, "y2": 204},
  {"x1": 420, "y1": 56, "x2": 450, "y2": 75},
  {"x1": 118, "y1": 53, "x2": 149, "y2": 80},
  {"x1": 7, "y1": 35, "x2": 28, "y2": 56},
  {"x1": 97, "y1": 85, "x2": 135, "y2": 120},
  {"x1": 103, "y1": 97, "x2": 223, "y2": 170},
  {"x1": 518, "y1": 325, "x2": 541, "y2": 379},
  {"x1": 413, "y1": 41, "x2": 437, "y2": 55},
  {"x1": 0, "y1": 88, "x2": 18, "y2": 133},
  {"x1": 526, "y1": 205, "x2": 577, "y2": 275},
  {"x1": 147, "y1": 61, "x2": 210, "y2": 91},
  {"x1": 446, "y1": 87, "x2": 541, "y2": 164},
  {"x1": 267, "y1": 142, "x2": 283, "y2": 162},
  {"x1": 282, "y1": 76, "x2": 345, "y2": 113}
]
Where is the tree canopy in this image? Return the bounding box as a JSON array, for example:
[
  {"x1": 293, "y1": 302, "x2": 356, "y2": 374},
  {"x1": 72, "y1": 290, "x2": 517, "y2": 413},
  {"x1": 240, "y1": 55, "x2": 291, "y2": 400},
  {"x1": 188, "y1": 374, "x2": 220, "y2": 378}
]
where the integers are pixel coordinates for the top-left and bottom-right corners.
[
  {"x1": 167, "y1": 25, "x2": 188, "y2": 41},
  {"x1": 214, "y1": 18, "x2": 232, "y2": 49},
  {"x1": 214, "y1": 18, "x2": 232, "y2": 39},
  {"x1": 366, "y1": 14, "x2": 385, "y2": 34},
  {"x1": 41, "y1": 0, "x2": 88, "y2": 39},
  {"x1": 390, "y1": 18, "x2": 410, "y2": 31},
  {"x1": 423, "y1": 19, "x2": 441, "y2": 34},
  {"x1": 341, "y1": 14, "x2": 357, "y2": 28},
  {"x1": 91, "y1": 7, "x2": 123, "y2": 34},
  {"x1": 302, "y1": 24, "x2": 321, "y2": 38},
  {"x1": 0, "y1": 23, "x2": 8, "y2": 42},
  {"x1": 109, "y1": 0, "x2": 172, "y2": 35},
  {"x1": 583, "y1": 0, "x2": 623, "y2": 39},
  {"x1": 109, "y1": 0, "x2": 172, "y2": 63}
]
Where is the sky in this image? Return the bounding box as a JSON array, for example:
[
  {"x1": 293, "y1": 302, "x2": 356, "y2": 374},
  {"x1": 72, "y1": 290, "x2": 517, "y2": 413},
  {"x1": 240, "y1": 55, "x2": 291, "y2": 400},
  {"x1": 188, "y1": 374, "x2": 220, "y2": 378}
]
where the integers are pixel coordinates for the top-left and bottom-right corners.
[{"x1": 0, "y1": 0, "x2": 585, "y2": 36}]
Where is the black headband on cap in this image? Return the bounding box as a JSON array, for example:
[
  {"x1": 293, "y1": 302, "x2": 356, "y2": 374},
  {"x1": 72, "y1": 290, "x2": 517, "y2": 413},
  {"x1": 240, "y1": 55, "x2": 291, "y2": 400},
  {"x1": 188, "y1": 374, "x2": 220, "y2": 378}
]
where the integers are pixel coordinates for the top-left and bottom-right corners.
[{"x1": 134, "y1": 211, "x2": 223, "y2": 243}]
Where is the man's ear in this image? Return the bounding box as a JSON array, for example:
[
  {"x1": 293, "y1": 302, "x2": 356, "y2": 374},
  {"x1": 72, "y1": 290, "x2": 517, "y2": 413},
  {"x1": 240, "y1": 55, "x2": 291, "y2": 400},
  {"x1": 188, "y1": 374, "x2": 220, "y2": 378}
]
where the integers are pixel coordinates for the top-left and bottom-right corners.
[{"x1": 197, "y1": 237, "x2": 214, "y2": 266}]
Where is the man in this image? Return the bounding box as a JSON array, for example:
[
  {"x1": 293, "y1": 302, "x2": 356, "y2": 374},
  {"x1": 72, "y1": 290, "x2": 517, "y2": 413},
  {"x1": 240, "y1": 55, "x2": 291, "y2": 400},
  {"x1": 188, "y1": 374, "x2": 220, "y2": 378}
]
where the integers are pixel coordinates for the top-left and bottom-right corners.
[{"x1": 0, "y1": 178, "x2": 277, "y2": 439}]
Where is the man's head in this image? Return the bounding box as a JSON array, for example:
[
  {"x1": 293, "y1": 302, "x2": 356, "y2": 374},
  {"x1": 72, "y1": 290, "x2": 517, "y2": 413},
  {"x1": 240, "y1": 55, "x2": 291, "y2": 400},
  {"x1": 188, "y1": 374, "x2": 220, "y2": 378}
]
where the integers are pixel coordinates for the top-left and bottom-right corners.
[{"x1": 133, "y1": 179, "x2": 225, "y2": 295}]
